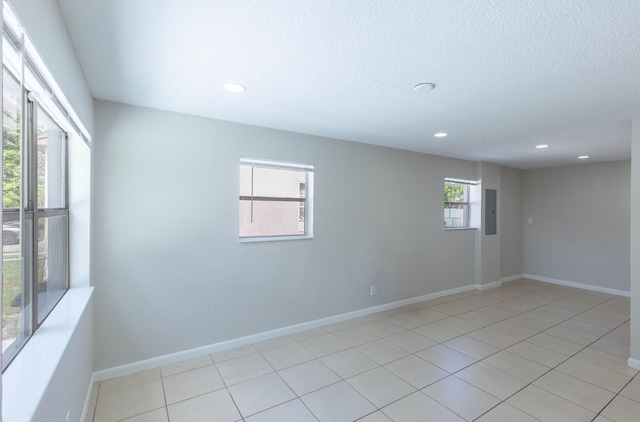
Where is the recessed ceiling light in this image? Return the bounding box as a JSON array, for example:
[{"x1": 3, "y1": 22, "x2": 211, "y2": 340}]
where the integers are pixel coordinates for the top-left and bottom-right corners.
[
  {"x1": 414, "y1": 83, "x2": 436, "y2": 93},
  {"x1": 224, "y1": 83, "x2": 246, "y2": 92},
  {"x1": 536, "y1": 144, "x2": 549, "y2": 149},
  {"x1": 578, "y1": 155, "x2": 590, "y2": 159},
  {"x1": 434, "y1": 132, "x2": 448, "y2": 138}
]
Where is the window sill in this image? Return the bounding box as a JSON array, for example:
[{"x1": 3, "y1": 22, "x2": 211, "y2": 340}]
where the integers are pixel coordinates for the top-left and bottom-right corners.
[
  {"x1": 2, "y1": 286, "x2": 94, "y2": 422},
  {"x1": 239, "y1": 234, "x2": 314, "y2": 243},
  {"x1": 444, "y1": 227, "x2": 477, "y2": 231}
]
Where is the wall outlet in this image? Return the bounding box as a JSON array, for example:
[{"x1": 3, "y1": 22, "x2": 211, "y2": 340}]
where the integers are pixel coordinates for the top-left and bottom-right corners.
[
  {"x1": 527, "y1": 217, "x2": 533, "y2": 224},
  {"x1": 370, "y1": 285, "x2": 377, "y2": 296}
]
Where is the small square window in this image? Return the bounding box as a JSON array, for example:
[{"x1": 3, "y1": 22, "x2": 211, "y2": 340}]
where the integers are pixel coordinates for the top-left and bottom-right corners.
[
  {"x1": 444, "y1": 179, "x2": 473, "y2": 228},
  {"x1": 239, "y1": 158, "x2": 314, "y2": 240}
]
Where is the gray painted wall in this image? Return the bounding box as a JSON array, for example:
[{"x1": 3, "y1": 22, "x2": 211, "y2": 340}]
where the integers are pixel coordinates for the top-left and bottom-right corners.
[
  {"x1": 500, "y1": 166, "x2": 523, "y2": 278},
  {"x1": 93, "y1": 100, "x2": 480, "y2": 369},
  {"x1": 523, "y1": 161, "x2": 631, "y2": 292},
  {"x1": 631, "y1": 115, "x2": 639, "y2": 363},
  {"x1": 475, "y1": 162, "x2": 501, "y2": 286}
]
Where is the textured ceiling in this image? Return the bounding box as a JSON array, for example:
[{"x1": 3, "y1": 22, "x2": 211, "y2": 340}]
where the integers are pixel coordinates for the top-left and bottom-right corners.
[{"x1": 57, "y1": 0, "x2": 640, "y2": 169}]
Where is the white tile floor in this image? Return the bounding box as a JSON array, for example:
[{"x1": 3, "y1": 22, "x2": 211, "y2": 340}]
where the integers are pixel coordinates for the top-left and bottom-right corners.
[{"x1": 87, "y1": 279, "x2": 640, "y2": 421}]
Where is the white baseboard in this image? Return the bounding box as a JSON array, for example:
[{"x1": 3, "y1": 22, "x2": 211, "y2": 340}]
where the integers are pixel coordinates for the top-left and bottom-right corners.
[
  {"x1": 523, "y1": 274, "x2": 630, "y2": 297},
  {"x1": 93, "y1": 283, "x2": 476, "y2": 382},
  {"x1": 628, "y1": 357, "x2": 640, "y2": 371},
  {"x1": 79, "y1": 373, "x2": 97, "y2": 422},
  {"x1": 475, "y1": 281, "x2": 502, "y2": 290},
  {"x1": 501, "y1": 274, "x2": 524, "y2": 283}
]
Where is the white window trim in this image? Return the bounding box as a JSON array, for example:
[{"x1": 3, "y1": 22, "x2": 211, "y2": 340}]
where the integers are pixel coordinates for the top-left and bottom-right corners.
[
  {"x1": 239, "y1": 158, "x2": 314, "y2": 243},
  {"x1": 444, "y1": 177, "x2": 477, "y2": 230}
]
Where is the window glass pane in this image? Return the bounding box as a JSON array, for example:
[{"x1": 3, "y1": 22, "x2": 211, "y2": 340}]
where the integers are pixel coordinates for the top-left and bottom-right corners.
[
  {"x1": 239, "y1": 161, "x2": 313, "y2": 239},
  {"x1": 2, "y1": 215, "x2": 30, "y2": 365},
  {"x1": 444, "y1": 182, "x2": 467, "y2": 203},
  {"x1": 240, "y1": 165, "x2": 305, "y2": 198},
  {"x1": 3, "y1": 68, "x2": 21, "y2": 209},
  {"x1": 2, "y1": 68, "x2": 29, "y2": 366},
  {"x1": 239, "y1": 199, "x2": 304, "y2": 237},
  {"x1": 444, "y1": 181, "x2": 469, "y2": 228},
  {"x1": 36, "y1": 215, "x2": 68, "y2": 324},
  {"x1": 37, "y1": 107, "x2": 66, "y2": 209},
  {"x1": 2, "y1": 22, "x2": 73, "y2": 370},
  {"x1": 444, "y1": 204, "x2": 468, "y2": 228}
]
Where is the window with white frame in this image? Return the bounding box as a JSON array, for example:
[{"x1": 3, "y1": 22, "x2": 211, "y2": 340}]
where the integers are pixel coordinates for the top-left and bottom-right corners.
[
  {"x1": 444, "y1": 178, "x2": 475, "y2": 228},
  {"x1": 1, "y1": 5, "x2": 88, "y2": 371},
  {"x1": 239, "y1": 158, "x2": 314, "y2": 239}
]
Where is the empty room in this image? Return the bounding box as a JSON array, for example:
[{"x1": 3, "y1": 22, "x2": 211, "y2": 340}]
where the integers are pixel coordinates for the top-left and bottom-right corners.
[{"x1": 2, "y1": 1, "x2": 640, "y2": 421}]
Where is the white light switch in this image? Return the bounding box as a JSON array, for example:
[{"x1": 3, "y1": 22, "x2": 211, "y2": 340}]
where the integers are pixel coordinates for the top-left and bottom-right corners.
[{"x1": 527, "y1": 218, "x2": 533, "y2": 224}]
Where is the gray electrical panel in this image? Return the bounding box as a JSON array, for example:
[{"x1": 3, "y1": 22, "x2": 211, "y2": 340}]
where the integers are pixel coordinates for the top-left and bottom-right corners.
[{"x1": 485, "y1": 189, "x2": 497, "y2": 235}]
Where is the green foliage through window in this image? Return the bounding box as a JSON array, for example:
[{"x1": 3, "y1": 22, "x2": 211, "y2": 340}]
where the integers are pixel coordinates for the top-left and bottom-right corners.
[
  {"x1": 445, "y1": 182, "x2": 465, "y2": 203},
  {"x1": 3, "y1": 70, "x2": 21, "y2": 209}
]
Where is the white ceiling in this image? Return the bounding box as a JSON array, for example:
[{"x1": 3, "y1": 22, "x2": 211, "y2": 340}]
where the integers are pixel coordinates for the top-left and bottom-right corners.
[{"x1": 57, "y1": 0, "x2": 640, "y2": 169}]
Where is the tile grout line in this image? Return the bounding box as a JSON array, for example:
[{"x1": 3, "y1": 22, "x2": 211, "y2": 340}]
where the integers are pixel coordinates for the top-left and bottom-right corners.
[
  {"x1": 254, "y1": 340, "x2": 325, "y2": 421},
  {"x1": 92, "y1": 281, "x2": 633, "y2": 422},
  {"x1": 467, "y1": 295, "x2": 632, "y2": 421},
  {"x1": 589, "y1": 372, "x2": 638, "y2": 422},
  {"x1": 288, "y1": 282, "x2": 616, "y2": 421},
  {"x1": 343, "y1": 283, "x2": 624, "y2": 421},
  {"x1": 209, "y1": 354, "x2": 246, "y2": 422},
  {"x1": 385, "y1": 285, "x2": 632, "y2": 420},
  {"x1": 158, "y1": 372, "x2": 170, "y2": 422}
]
